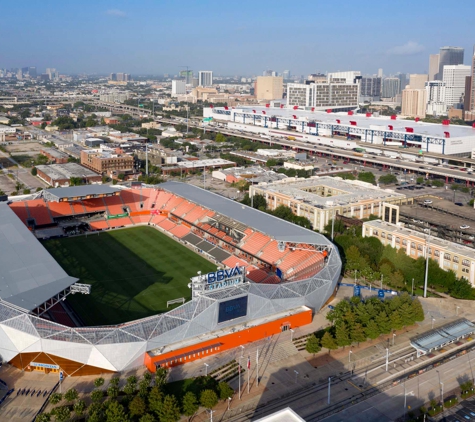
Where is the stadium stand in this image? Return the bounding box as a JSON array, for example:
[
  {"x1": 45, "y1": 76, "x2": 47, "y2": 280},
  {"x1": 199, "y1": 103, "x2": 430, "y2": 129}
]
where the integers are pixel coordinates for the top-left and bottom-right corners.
[
  {"x1": 108, "y1": 217, "x2": 133, "y2": 228},
  {"x1": 158, "y1": 219, "x2": 176, "y2": 232},
  {"x1": 104, "y1": 195, "x2": 127, "y2": 215},
  {"x1": 246, "y1": 268, "x2": 269, "y2": 283},
  {"x1": 259, "y1": 241, "x2": 288, "y2": 263},
  {"x1": 182, "y1": 206, "x2": 208, "y2": 224},
  {"x1": 131, "y1": 215, "x2": 152, "y2": 225},
  {"x1": 81, "y1": 198, "x2": 106, "y2": 213},
  {"x1": 172, "y1": 201, "x2": 196, "y2": 218},
  {"x1": 120, "y1": 190, "x2": 142, "y2": 213},
  {"x1": 169, "y1": 224, "x2": 191, "y2": 239},
  {"x1": 241, "y1": 231, "x2": 271, "y2": 255},
  {"x1": 47, "y1": 201, "x2": 74, "y2": 218},
  {"x1": 26, "y1": 199, "x2": 53, "y2": 226},
  {"x1": 155, "y1": 191, "x2": 174, "y2": 209},
  {"x1": 164, "y1": 195, "x2": 185, "y2": 212},
  {"x1": 89, "y1": 220, "x2": 110, "y2": 230},
  {"x1": 9, "y1": 201, "x2": 30, "y2": 225}
]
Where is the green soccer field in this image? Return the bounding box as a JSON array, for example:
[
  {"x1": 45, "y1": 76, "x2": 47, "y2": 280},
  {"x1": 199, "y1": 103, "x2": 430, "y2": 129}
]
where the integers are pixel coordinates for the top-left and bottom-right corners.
[{"x1": 43, "y1": 226, "x2": 216, "y2": 326}]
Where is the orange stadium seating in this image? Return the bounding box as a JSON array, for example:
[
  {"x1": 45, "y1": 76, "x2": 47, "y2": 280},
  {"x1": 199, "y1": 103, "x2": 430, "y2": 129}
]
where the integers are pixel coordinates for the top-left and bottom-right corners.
[
  {"x1": 158, "y1": 219, "x2": 176, "y2": 232},
  {"x1": 241, "y1": 232, "x2": 271, "y2": 255},
  {"x1": 222, "y1": 255, "x2": 249, "y2": 268},
  {"x1": 108, "y1": 217, "x2": 133, "y2": 228},
  {"x1": 169, "y1": 224, "x2": 191, "y2": 239},
  {"x1": 278, "y1": 250, "x2": 315, "y2": 273},
  {"x1": 26, "y1": 199, "x2": 53, "y2": 226},
  {"x1": 173, "y1": 201, "x2": 196, "y2": 218},
  {"x1": 47, "y1": 201, "x2": 74, "y2": 218},
  {"x1": 151, "y1": 214, "x2": 167, "y2": 225},
  {"x1": 182, "y1": 206, "x2": 208, "y2": 224},
  {"x1": 154, "y1": 191, "x2": 174, "y2": 209},
  {"x1": 104, "y1": 195, "x2": 127, "y2": 215},
  {"x1": 89, "y1": 220, "x2": 110, "y2": 230},
  {"x1": 81, "y1": 199, "x2": 105, "y2": 213},
  {"x1": 120, "y1": 190, "x2": 143, "y2": 213},
  {"x1": 9, "y1": 201, "x2": 29, "y2": 225},
  {"x1": 131, "y1": 215, "x2": 152, "y2": 225},
  {"x1": 246, "y1": 268, "x2": 269, "y2": 283},
  {"x1": 163, "y1": 195, "x2": 185, "y2": 212},
  {"x1": 259, "y1": 241, "x2": 288, "y2": 264}
]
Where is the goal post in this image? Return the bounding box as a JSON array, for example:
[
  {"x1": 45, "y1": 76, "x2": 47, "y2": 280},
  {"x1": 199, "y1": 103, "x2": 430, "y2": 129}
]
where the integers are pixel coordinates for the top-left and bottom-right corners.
[{"x1": 167, "y1": 297, "x2": 185, "y2": 308}]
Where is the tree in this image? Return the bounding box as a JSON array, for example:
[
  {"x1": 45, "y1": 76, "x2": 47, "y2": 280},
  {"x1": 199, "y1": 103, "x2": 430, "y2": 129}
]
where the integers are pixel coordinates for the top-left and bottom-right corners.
[
  {"x1": 129, "y1": 396, "x2": 146, "y2": 418},
  {"x1": 200, "y1": 389, "x2": 218, "y2": 409},
  {"x1": 305, "y1": 334, "x2": 322, "y2": 356},
  {"x1": 148, "y1": 386, "x2": 163, "y2": 414},
  {"x1": 105, "y1": 400, "x2": 127, "y2": 422},
  {"x1": 139, "y1": 415, "x2": 156, "y2": 422},
  {"x1": 74, "y1": 399, "x2": 86, "y2": 417},
  {"x1": 411, "y1": 299, "x2": 425, "y2": 321},
  {"x1": 376, "y1": 311, "x2": 391, "y2": 334},
  {"x1": 51, "y1": 406, "x2": 70, "y2": 422},
  {"x1": 321, "y1": 331, "x2": 338, "y2": 352},
  {"x1": 64, "y1": 387, "x2": 78, "y2": 402},
  {"x1": 91, "y1": 389, "x2": 104, "y2": 403},
  {"x1": 31, "y1": 167, "x2": 37, "y2": 176},
  {"x1": 390, "y1": 310, "x2": 404, "y2": 330},
  {"x1": 94, "y1": 377, "x2": 105, "y2": 388},
  {"x1": 69, "y1": 176, "x2": 83, "y2": 186},
  {"x1": 123, "y1": 375, "x2": 137, "y2": 396},
  {"x1": 365, "y1": 319, "x2": 381, "y2": 340},
  {"x1": 399, "y1": 303, "x2": 415, "y2": 327},
  {"x1": 182, "y1": 391, "x2": 199, "y2": 419},
  {"x1": 138, "y1": 378, "x2": 150, "y2": 398},
  {"x1": 157, "y1": 395, "x2": 181, "y2": 422},
  {"x1": 155, "y1": 367, "x2": 168, "y2": 388},
  {"x1": 379, "y1": 174, "x2": 398, "y2": 185},
  {"x1": 117, "y1": 173, "x2": 126, "y2": 181},
  {"x1": 218, "y1": 381, "x2": 234, "y2": 401},
  {"x1": 49, "y1": 393, "x2": 62, "y2": 405},
  {"x1": 350, "y1": 323, "x2": 366, "y2": 345},
  {"x1": 35, "y1": 413, "x2": 51, "y2": 422},
  {"x1": 215, "y1": 133, "x2": 227, "y2": 143},
  {"x1": 107, "y1": 385, "x2": 119, "y2": 399},
  {"x1": 357, "y1": 171, "x2": 376, "y2": 185},
  {"x1": 335, "y1": 322, "x2": 352, "y2": 347}
]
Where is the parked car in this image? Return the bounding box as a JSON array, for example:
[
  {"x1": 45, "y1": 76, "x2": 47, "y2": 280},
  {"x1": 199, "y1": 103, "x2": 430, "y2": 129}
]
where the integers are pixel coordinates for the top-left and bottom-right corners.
[
  {"x1": 460, "y1": 225, "x2": 470, "y2": 229},
  {"x1": 423, "y1": 199, "x2": 433, "y2": 205}
]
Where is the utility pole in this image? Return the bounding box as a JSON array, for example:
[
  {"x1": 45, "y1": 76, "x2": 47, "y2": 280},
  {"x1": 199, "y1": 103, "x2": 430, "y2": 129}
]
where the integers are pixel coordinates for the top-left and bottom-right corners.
[
  {"x1": 145, "y1": 144, "x2": 148, "y2": 177},
  {"x1": 180, "y1": 65, "x2": 190, "y2": 134},
  {"x1": 424, "y1": 229, "x2": 430, "y2": 298}
]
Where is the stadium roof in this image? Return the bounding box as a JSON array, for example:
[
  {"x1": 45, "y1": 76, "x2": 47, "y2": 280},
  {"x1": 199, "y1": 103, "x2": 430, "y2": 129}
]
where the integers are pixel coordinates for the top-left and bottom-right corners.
[
  {"x1": 44, "y1": 185, "x2": 121, "y2": 201},
  {"x1": 160, "y1": 181, "x2": 331, "y2": 244},
  {"x1": 0, "y1": 204, "x2": 78, "y2": 311}
]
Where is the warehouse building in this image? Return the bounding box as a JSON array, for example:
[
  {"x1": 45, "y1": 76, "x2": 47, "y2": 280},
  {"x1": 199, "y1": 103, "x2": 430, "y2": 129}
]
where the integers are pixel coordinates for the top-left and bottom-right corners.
[{"x1": 35, "y1": 163, "x2": 102, "y2": 187}]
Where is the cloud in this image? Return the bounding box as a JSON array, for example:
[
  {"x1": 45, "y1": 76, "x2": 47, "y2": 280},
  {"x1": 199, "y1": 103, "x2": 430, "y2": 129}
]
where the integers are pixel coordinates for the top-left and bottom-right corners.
[
  {"x1": 387, "y1": 41, "x2": 424, "y2": 56},
  {"x1": 106, "y1": 9, "x2": 126, "y2": 17}
]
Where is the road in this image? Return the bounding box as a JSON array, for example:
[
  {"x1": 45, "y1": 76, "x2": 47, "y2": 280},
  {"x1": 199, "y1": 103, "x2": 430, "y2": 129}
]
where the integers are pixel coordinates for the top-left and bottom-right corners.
[{"x1": 321, "y1": 348, "x2": 475, "y2": 422}]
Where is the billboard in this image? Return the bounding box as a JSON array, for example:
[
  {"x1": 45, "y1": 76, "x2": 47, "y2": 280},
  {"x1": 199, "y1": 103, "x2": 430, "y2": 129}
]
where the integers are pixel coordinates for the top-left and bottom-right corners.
[{"x1": 218, "y1": 296, "x2": 248, "y2": 323}]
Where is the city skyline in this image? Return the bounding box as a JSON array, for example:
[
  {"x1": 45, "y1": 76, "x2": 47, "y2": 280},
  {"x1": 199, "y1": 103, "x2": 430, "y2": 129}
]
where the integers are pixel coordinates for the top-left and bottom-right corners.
[{"x1": 1, "y1": 0, "x2": 474, "y2": 76}]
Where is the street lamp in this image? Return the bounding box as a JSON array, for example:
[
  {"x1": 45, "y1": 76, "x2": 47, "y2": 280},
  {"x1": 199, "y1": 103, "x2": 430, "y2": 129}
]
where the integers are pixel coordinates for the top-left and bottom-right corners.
[
  {"x1": 354, "y1": 270, "x2": 357, "y2": 285},
  {"x1": 294, "y1": 370, "x2": 299, "y2": 384},
  {"x1": 240, "y1": 345, "x2": 244, "y2": 357},
  {"x1": 424, "y1": 229, "x2": 431, "y2": 298},
  {"x1": 431, "y1": 317, "x2": 435, "y2": 329},
  {"x1": 327, "y1": 377, "x2": 332, "y2": 404},
  {"x1": 290, "y1": 329, "x2": 295, "y2": 342},
  {"x1": 239, "y1": 356, "x2": 243, "y2": 400},
  {"x1": 393, "y1": 333, "x2": 396, "y2": 347},
  {"x1": 385, "y1": 348, "x2": 389, "y2": 371},
  {"x1": 204, "y1": 363, "x2": 209, "y2": 376},
  {"x1": 440, "y1": 381, "x2": 444, "y2": 408},
  {"x1": 349, "y1": 350, "x2": 353, "y2": 363},
  {"x1": 456, "y1": 306, "x2": 460, "y2": 316},
  {"x1": 227, "y1": 397, "x2": 232, "y2": 411},
  {"x1": 412, "y1": 278, "x2": 414, "y2": 296}
]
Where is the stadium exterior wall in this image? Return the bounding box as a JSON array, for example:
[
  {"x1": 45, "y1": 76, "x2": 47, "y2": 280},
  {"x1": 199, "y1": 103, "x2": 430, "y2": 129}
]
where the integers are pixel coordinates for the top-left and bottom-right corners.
[{"x1": 144, "y1": 307, "x2": 313, "y2": 372}]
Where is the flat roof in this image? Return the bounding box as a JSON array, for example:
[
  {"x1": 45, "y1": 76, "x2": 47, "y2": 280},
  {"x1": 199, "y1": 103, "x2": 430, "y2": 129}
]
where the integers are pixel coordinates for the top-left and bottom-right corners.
[
  {"x1": 36, "y1": 163, "x2": 100, "y2": 180},
  {"x1": 178, "y1": 158, "x2": 235, "y2": 168},
  {"x1": 410, "y1": 318, "x2": 475, "y2": 353},
  {"x1": 254, "y1": 176, "x2": 406, "y2": 208},
  {"x1": 44, "y1": 185, "x2": 121, "y2": 201},
  {"x1": 221, "y1": 106, "x2": 475, "y2": 140},
  {"x1": 160, "y1": 181, "x2": 332, "y2": 244},
  {"x1": 0, "y1": 204, "x2": 78, "y2": 311},
  {"x1": 363, "y1": 220, "x2": 475, "y2": 260}
]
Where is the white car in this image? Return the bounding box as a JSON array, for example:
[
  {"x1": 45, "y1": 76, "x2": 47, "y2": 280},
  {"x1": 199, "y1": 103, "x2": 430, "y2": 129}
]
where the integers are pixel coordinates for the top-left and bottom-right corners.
[
  {"x1": 460, "y1": 225, "x2": 470, "y2": 230},
  {"x1": 423, "y1": 200, "x2": 433, "y2": 205}
]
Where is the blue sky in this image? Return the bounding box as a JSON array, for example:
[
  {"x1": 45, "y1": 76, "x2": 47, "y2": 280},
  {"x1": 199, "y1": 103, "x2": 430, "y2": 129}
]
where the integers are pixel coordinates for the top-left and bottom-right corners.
[{"x1": 1, "y1": 0, "x2": 474, "y2": 77}]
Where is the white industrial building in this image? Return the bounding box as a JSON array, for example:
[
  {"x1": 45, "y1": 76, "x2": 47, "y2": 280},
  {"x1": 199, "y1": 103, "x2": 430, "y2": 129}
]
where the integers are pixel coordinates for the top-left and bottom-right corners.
[
  {"x1": 204, "y1": 105, "x2": 475, "y2": 155},
  {"x1": 171, "y1": 80, "x2": 186, "y2": 97},
  {"x1": 442, "y1": 65, "x2": 471, "y2": 108},
  {"x1": 198, "y1": 71, "x2": 213, "y2": 87}
]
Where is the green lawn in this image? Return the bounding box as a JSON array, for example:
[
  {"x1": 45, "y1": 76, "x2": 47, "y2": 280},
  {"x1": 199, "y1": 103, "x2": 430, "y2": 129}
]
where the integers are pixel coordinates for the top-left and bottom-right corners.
[{"x1": 43, "y1": 226, "x2": 216, "y2": 326}]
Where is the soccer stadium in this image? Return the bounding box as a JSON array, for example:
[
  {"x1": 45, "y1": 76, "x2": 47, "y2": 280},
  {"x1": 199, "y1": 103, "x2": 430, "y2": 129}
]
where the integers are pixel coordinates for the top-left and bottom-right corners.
[{"x1": 0, "y1": 182, "x2": 341, "y2": 376}]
